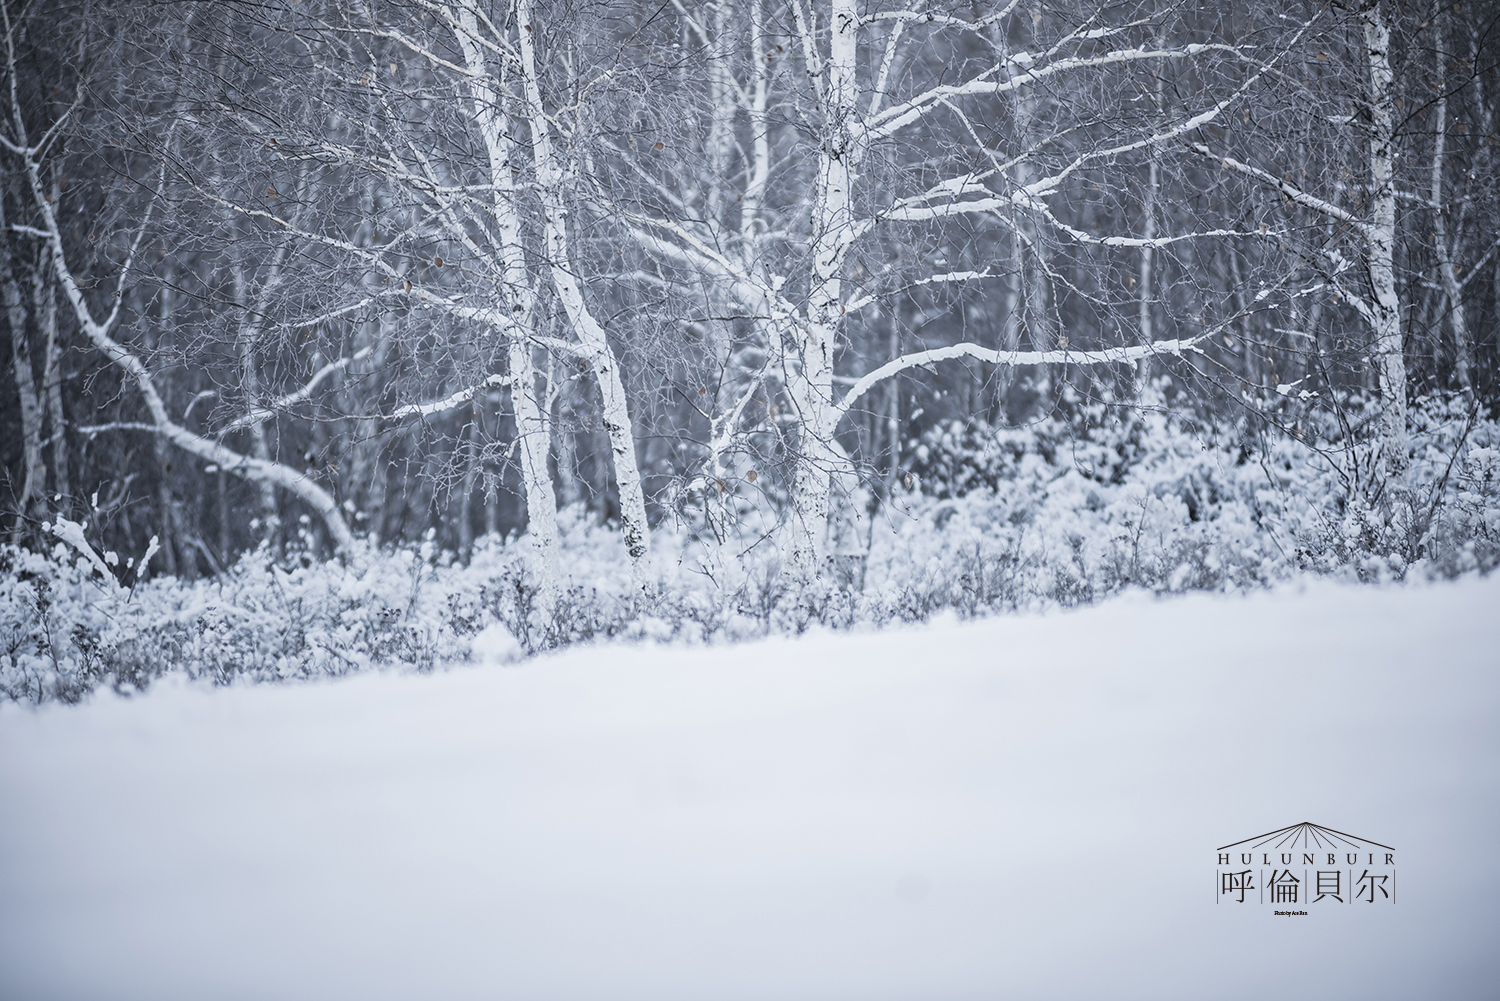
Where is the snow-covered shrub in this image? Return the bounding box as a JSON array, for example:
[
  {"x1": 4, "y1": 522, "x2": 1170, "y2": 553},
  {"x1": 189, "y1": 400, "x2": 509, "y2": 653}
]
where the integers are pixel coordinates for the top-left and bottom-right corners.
[
  {"x1": 4, "y1": 393, "x2": 1497, "y2": 706},
  {"x1": 1, "y1": 528, "x2": 514, "y2": 704},
  {"x1": 1, "y1": 544, "x2": 114, "y2": 704},
  {"x1": 890, "y1": 388, "x2": 1500, "y2": 606}
]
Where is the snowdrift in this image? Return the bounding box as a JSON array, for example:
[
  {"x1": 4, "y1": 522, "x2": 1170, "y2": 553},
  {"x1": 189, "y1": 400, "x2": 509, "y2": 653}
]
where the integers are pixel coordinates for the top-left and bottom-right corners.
[{"x1": 1, "y1": 576, "x2": 1497, "y2": 1000}]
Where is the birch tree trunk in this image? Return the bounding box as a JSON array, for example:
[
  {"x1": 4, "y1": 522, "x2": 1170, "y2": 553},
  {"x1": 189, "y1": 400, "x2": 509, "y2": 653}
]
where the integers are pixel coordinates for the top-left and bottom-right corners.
[
  {"x1": 3, "y1": 239, "x2": 43, "y2": 539},
  {"x1": 786, "y1": 0, "x2": 859, "y2": 585},
  {"x1": 1429, "y1": 31, "x2": 1472, "y2": 398},
  {"x1": 1137, "y1": 155, "x2": 1157, "y2": 357},
  {"x1": 610, "y1": 1, "x2": 1284, "y2": 585},
  {"x1": 457, "y1": 401, "x2": 480, "y2": 561},
  {"x1": 450, "y1": 2, "x2": 561, "y2": 614},
  {"x1": 33, "y1": 241, "x2": 66, "y2": 510},
  {"x1": 1361, "y1": 2, "x2": 1408, "y2": 507},
  {"x1": 230, "y1": 258, "x2": 281, "y2": 548},
  {"x1": 1136, "y1": 56, "x2": 1163, "y2": 388},
  {"x1": 508, "y1": 336, "x2": 561, "y2": 609},
  {"x1": 884, "y1": 312, "x2": 901, "y2": 493},
  {"x1": 515, "y1": 0, "x2": 651, "y2": 596},
  {"x1": 150, "y1": 268, "x2": 179, "y2": 574}
]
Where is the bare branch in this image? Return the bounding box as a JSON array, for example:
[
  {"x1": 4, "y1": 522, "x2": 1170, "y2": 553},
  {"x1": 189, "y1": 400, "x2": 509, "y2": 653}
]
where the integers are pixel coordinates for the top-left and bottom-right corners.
[
  {"x1": 220, "y1": 346, "x2": 375, "y2": 434},
  {"x1": 1186, "y1": 142, "x2": 1371, "y2": 236},
  {"x1": 836, "y1": 335, "x2": 1212, "y2": 420},
  {"x1": 869, "y1": 42, "x2": 1246, "y2": 142},
  {"x1": 389, "y1": 374, "x2": 509, "y2": 421}
]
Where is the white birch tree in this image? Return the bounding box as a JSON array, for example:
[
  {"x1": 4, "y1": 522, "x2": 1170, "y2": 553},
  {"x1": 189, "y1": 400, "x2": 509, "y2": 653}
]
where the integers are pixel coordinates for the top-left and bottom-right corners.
[
  {"x1": 599, "y1": 0, "x2": 1280, "y2": 584},
  {"x1": 193, "y1": 0, "x2": 657, "y2": 600}
]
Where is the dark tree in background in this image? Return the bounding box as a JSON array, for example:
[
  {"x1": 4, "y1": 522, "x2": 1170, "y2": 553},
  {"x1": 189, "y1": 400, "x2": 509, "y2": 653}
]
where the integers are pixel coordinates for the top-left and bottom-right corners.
[{"x1": 4, "y1": 0, "x2": 1498, "y2": 587}]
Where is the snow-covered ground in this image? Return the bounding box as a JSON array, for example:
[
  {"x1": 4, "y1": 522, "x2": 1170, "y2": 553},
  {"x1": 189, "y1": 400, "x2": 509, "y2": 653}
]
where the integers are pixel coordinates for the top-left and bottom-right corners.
[{"x1": 2, "y1": 576, "x2": 1497, "y2": 1001}]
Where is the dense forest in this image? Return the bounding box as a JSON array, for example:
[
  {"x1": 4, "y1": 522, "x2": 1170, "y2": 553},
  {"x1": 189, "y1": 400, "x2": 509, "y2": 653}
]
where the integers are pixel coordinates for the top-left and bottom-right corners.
[{"x1": 4, "y1": 1, "x2": 1500, "y2": 699}]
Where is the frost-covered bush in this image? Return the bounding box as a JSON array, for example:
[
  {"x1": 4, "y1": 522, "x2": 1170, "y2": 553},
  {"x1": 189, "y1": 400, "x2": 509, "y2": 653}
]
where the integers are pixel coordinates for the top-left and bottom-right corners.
[
  {"x1": 1, "y1": 531, "x2": 503, "y2": 704},
  {"x1": 0, "y1": 511, "x2": 761, "y2": 705},
  {"x1": 4, "y1": 393, "x2": 1497, "y2": 705},
  {"x1": 891, "y1": 388, "x2": 1500, "y2": 606}
]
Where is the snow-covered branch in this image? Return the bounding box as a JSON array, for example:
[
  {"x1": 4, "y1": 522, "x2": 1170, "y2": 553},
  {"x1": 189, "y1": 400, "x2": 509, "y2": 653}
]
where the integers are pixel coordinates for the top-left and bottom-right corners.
[
  {"x1": 835, "y1": 335, "x2": 1209, "y2": 419},
  {"x1": 861, "y1": 2, "x2": 1020, "y2": 33},
  {"x1": 706, "y1": 370, "x2": 768, "y2": 481},
  {"x1": 76, "y1": 422, "x2": 161, "y2": 437},
  {"x1": 2, "y1": 63, "x2": 356, "y2": 553},
  {"x1": 869, "y1": 42, "x2": 1244, "y2": 142},
  {"x1": 221, "y1": 346, "x2": 374, "y2": 434},
  {"x1": 389, "y1": 374, "x2": 509, "y2": 421},
  {"x1": 844, "y1": 267, "x2": 1012, "y2": 314},
  {"x1": 1186, "y1": 143, "x2": 1370, "y2": 236},
  {"x1": 339, "y1": 25, "x2": 480, "y2": 78},
  {"x1": 1460, "y1": 233, "x2": 1500, "y2": 289},
  {"x1": 286, "y1": 290, "x2": 406, "y2": 329}
]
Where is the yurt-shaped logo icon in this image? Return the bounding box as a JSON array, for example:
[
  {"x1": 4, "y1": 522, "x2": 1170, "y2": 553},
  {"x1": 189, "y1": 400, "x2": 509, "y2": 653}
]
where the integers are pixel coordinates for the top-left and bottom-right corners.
[{"x1": 1216, "y1": 822, "x2": 1394, "y2": 909}]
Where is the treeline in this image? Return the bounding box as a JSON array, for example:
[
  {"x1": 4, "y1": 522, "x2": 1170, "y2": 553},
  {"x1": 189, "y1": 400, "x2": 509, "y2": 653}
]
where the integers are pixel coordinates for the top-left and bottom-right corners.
[{"x1": 3, "y1": 0, "x2": 1498, "y2": 598}]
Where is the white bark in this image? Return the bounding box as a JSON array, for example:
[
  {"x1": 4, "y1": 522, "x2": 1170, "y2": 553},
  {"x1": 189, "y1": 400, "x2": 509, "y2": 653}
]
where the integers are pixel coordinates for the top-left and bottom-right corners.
[
  {"x1": 741, "y1": 0, "x2": 771, "y2": 271},
  {"x1": 222, "y1": 346, "x2": 374, "y2": 433},
  {"x1": 451, "y1": 0, "x2": 561, "y2": 613},
  {"x1": 606, "y1": 3, "x2": 1311, "y2": 583},
  {"x1": 866, "y1": 42, "x2": 1241, "y2": 142},
  {"x1": 1136, "y1": 152, "x2": 1157, "y2": 383},
  {"x1": 883, "y1": 313, "x2": 900, "y2": 488},
  {"x1": 786, "y1": 0, "x2": 858, "y2": 585},
  {"x1": 1361, "y1": 3, "x2": 1408, "y2": 504},
  {"x1": 1137, "y1": 53, "x2": 1163, "y2": 385},
  {"x1": 390, "y1": 374, "x2": 508, "y2": 420},
  {"x1": 515, "y1": 0, "x2": 652, "y2": 596}
]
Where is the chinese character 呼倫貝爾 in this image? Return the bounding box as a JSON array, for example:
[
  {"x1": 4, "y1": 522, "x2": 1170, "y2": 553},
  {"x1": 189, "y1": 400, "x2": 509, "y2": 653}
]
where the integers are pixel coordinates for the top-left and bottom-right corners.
[
  {"x1": 1221, "y1": 870, "x2": 1254, "y2": 903},
  {"x1": 1269, "y1": 869, "x2": 1300, "y2": 904}
]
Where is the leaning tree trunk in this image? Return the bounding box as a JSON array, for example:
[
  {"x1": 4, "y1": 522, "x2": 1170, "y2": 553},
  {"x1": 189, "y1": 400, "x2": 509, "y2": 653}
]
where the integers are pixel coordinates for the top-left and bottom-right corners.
[
  {"x1": 515, "y1": 0, "x2": 651, "y2": 597},
  {"x1": 11, "y1": 157, "x2": 357, "y2": 556}
]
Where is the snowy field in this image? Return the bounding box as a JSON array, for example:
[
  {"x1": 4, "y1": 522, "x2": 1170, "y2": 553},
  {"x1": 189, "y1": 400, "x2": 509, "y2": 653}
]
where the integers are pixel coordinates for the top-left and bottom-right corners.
[{"x1": 2, "y1": 576, "x2": 1497, "y2": 1001}]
